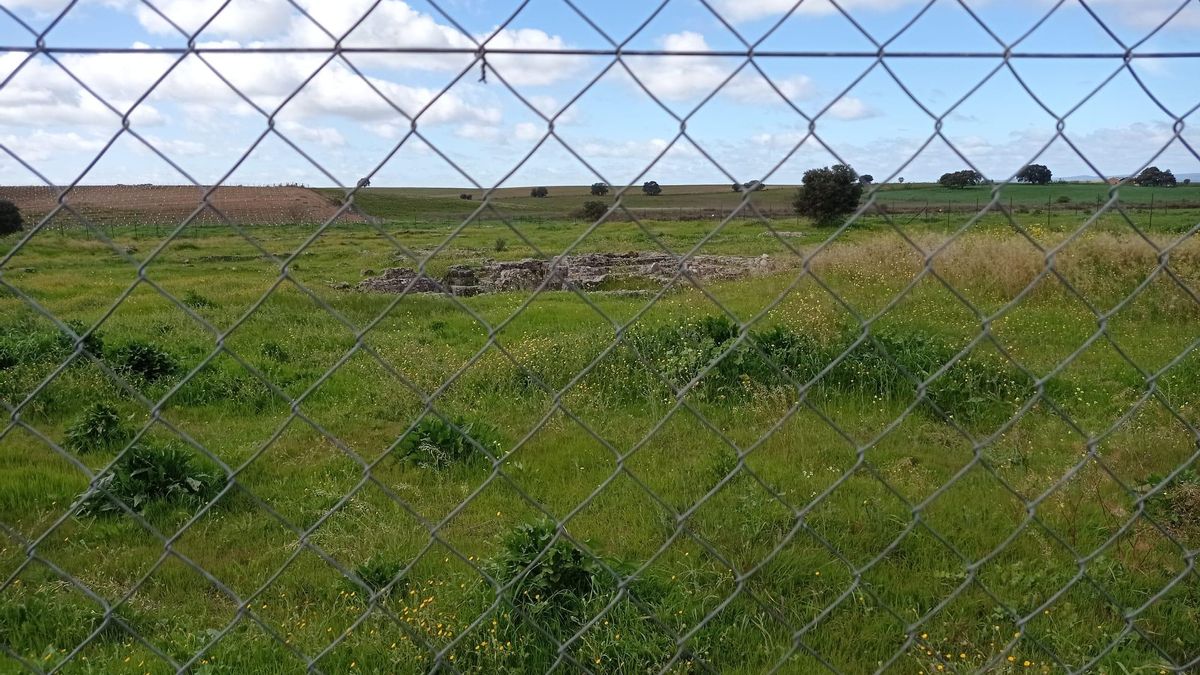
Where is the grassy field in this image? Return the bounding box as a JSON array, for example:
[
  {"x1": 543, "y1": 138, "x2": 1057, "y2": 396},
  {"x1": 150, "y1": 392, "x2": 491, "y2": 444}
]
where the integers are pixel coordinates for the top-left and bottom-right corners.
[
  {"x1": 2, "y1": 206, "x2": 1200, "y2": 673},
  {"x1": 320, "y1": 183, "x2": 1200, "y2": 223}
]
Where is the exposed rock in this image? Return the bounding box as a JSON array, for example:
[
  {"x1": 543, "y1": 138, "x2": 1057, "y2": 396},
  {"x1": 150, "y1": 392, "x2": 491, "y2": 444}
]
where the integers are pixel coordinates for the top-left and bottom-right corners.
[
  {"x1": 358, "y1": 267, "x2": 445, "y2": 294},
  {"x1": 361, "y1": 252, "x2": 784, "y2": 297}
]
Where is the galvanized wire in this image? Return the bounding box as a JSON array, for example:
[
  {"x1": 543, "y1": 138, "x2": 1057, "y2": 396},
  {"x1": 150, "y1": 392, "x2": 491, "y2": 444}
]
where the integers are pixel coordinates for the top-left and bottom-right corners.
[{"x1": 0, "y1": 0, "x2": 1198, "y2": 673}]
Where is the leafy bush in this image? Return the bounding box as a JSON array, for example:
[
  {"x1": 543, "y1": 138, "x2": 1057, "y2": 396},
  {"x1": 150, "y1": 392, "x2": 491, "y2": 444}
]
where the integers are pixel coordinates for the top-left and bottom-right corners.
[
  {"x1": 590, "y1": 182, "x2": 609, "y2": 196},
  {"x1": 626, "y1": 317, "x2": 1047, "y2": 425},
  {"x1": 489, "y1": 521, "x2": 609, "y2": 622},
  {"x1": 182, "y1": 289, "x2": 214, "y2": 309},
  {"x1": 494, "y1": 237, "x2": 507, "y2": 252},
  {"x1": 576, "y1": 200, "x2": 608, "y2": 221},
  {"x1": 396, "y1": 415, "x2": 502, "y2": 469},
  {"x1": 938, "y1": 169, "x2": 983, "y2": 189},
  {"x1": 260, "y1": 341, "x2": 289, "y2": 363},
  {"x1": 1056, "y1": 195, "x2": 1071, "y2": 204},
  {"x1": 530, "y1": 186, "x2": 549, "y2": 198},
  {"x1": 0, "y1": 199, "x2": 22, "y2": 236},
  {"x1": 76, "y1": 443, "x2": 223, "y2": 516},
  {"x1": 110, "y1": 341, "x2": 178, "y2": 382},
  {"x1": 641, "y1": 181, "x2": 662, "y2": 196},
  {"x1": 793, "y1": 164, "x2": 864, "y2": 226},
  {"x1": 54, "y1": 320, "x2": 104, "y2": 357},
  {"x1": 64, "y1": 403, "x2": 130, "y2": 454},
  {"x1": 347, "y1": 555, "x2": 408, "y2": 598}
]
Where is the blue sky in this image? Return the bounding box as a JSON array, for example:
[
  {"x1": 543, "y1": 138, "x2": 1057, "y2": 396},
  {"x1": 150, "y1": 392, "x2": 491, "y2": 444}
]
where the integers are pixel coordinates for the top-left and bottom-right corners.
[{"x1": 0, "y1": 0, "x2": 1196, "y2": 188}]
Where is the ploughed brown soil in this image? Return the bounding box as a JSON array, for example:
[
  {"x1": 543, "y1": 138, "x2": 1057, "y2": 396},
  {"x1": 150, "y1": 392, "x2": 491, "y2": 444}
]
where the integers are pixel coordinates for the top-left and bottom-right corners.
[
  {"x1": 359, "y1": 251, "x2": 782, "y2": 296},
  {"x1": 0, "y1": 185, "x2": 362, "y2": 226}
]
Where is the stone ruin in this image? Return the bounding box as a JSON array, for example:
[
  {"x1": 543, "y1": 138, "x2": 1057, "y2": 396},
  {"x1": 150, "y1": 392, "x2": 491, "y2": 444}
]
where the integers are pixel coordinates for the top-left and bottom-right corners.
[{"x1": 358, "y1": 251, "x2": 778, "y2": 297}]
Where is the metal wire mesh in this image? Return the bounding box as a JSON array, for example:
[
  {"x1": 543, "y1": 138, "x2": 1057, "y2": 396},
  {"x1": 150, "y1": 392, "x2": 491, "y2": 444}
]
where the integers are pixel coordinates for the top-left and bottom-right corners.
[{"x1": 1, "y1": 0, "x2": 1198, "y2": 673}]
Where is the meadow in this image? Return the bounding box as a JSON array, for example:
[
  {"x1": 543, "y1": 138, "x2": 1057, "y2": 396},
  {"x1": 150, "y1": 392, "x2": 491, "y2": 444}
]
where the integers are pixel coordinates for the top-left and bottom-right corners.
[
  {"x1": 1, "y1": 201, "x2": 1199, "y2": 674},
  {"x1": 321, "y1": 182, "x2": 1200, "y2": 223}
]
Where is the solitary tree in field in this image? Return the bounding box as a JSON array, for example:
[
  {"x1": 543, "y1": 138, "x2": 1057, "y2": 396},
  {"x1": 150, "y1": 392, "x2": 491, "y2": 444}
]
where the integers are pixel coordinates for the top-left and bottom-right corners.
[
  {"x1": 642, "y1": 181, "x2": 662, "y2": 196},
  {"x1": 898, "y1": 177, "x2": 904, "y2": 184},
  {"x1": 1132, "y1": 166, "x2": 1177, "y2": 187},
  {"x1": 792, "y1": 164, "x2": 863, "y2": 227},
  {"x1": 1185, "y1": 178, "x2": 1193, "y2": 186},
  {"x1": 938, "y1": 169, "x2": 983, "y2": 189},
  {"x1": 531, "y1": 186, "x2": 550, "y2": 198},
  {"x1": 356, "y1": 177, "x2": 371, "y2": 188},
  {"x1": 590, "y1": 182, "x2": 610, "y2": 196},
  {"x1": 859, "y1": 174, "x2": 874, "y2": 185},
  {"x1": 0, "y1": 199, "x2": 22, "y2": 236},
  {"x1": 1015, "y1": 164, "x2": 1052, "y2": 185}
]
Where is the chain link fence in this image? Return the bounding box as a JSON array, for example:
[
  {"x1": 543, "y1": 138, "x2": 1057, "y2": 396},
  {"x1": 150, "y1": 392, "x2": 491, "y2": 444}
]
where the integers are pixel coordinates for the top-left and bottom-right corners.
[{"x1": 1, "y1": 0, "x2": 1199, "y2": 673}]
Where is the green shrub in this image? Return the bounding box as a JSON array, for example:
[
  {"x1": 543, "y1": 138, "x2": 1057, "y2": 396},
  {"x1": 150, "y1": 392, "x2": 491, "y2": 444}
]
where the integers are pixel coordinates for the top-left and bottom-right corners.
[
  {"x1": 626, "y1": 317, "x2": 1048, "y2": 425},
  {"x1": 110, "y1": 341, "x2": 178, "y2": 382},
  {"x1": 260, "y1": 342, "x2": 290, "y2": 363},
  {"x1": 76, "y1": 443, "x2": 223, "y2": 517},
  {"x1": 488, "y1": 521, "x2": 610, "y2": 622},
  {"x1": 494, "y1": 237, "x2": 508, "y2": 252},
  {"x1": 54, "y1": 320, "x2": 104, "y2": 357},
  {"x1": 396, "y1": 415, "x2": 502, "y2": 469},
  {"x1": 64, "y1": 403, "x2": 130, "y2": 454},
  {"x1": 0, "y1": 199, "x2": 22, "y2": 236},
  {"x1": 346, "y1": 555, "x2": 408, "y2": 598},
  {"x1": 576, "y1": 200, "x2": 609, "y2": 221},
  {"x1": 181, "y1": 289, "x2": 214, "y2": 309}
]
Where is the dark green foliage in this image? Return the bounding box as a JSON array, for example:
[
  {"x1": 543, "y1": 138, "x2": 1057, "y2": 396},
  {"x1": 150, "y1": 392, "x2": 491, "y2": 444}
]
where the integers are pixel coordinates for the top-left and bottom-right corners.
[
  {"x1": 590, "y1": 182, "x2": 609, "y2": 196},
  {"x1": 396, "y1": 415, "x2": 502, "y2": 469},
  {"x1": 110, "y1": 341, "x2": 178, "y2": 382},
  {"x1": 641, "y1": 181, "x2": 662, "y2": 196},
  {"x1": 735, "y1": 181, "x2": 766, "y2": 192},
  {"x1": 493, "y1": 237, "x2": 507, "y2": 252},
  {"x1": 1056, "y1": 195, "x2": 1071, "y2": 204},
  {"x1": 859, "y1": 174, "x2": 874, "y2": 185},
  {"x1": 64, "y1": 402, "x2": 130, "y2": 454},
  {"x1": 577, "y1": 200, "x2": 609, "y2": 221},
  {"x1": 76, "y1": 443, "x2": 223, "y2": 517},
  {"x1": 792, "y1": 164, "x2": 864, "y2": 226},
  {"x1": 54, "y1": 320, "x2": 104, "y2": 357},
  {"x1": 1132, "y1": 166, "x2": 1177, "y2": 187},
  {"x1": 629, "y1": 317, "x2": 1046, "y2": 425},
  {"x1": 0, "y1": 199, "x2": 22, "y2": 236},
  {"x1": 939, "y1": 169, "x2": 984, "y2": 189},
  {"x1": 181, "y1": 289, "x2": 214, "y2": 309},
  {"x1": 1016, "y1": 164, "x2": 1053, "y2": 185},
  {"x1": 347, "y1": 555, "x2": 408, "y2": 598},
  {"x1": 489, "y1": 521, "x2": 609, "y2": 621},
  {"x1": 1143, "y1": 469, "x2": 1200, "y2": 544},
  {"x1": 530, "y1": 186, "x2": 549, "y2": 198},
  {"x1": 260, "y1": 341, "x2": 290, "y2": 363}
]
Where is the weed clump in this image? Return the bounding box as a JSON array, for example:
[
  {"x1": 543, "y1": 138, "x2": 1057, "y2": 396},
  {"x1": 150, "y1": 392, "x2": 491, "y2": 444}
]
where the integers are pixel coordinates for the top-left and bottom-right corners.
[
  {"x1": 473, "y1": 521, "x2": 673, "y2": 671},
  {"x1": 490, "y1": 521, "x2": 608, "y2": 619},
  {"x1": 64, "y1": 402, "x2": 130, "y2": 454},
  {"x1": 181, "y1": 289, "x2": 214, "y2": 309},
  {"x1": 54, "y1": 320, "x2": 104, "y2": 357},
  {"x1": 110, "y1": 341, "x2": 178, "y2": 382},
  {"x1": 626, "y1": 316, "x2": 1047, "y2": 425},
  {"x1": 76, "y1": 443, "x2": 223, "y2": 517},
  {"x1": 396, "y1": 415, "x2": 502, "y2": 469},
  {"x1": 347, "y1": 555, "x2": 408, "y2": 598}
]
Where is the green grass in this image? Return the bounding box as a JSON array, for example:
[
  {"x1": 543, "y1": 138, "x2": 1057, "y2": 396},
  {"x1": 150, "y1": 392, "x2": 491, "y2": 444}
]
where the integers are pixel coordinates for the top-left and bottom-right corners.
[
  {"x1": 1, "y1": 208, "x2": 1199, "y2": 673},
  {"x1": 321, "y1": 182, "x2": 1200, "y2": 223}
]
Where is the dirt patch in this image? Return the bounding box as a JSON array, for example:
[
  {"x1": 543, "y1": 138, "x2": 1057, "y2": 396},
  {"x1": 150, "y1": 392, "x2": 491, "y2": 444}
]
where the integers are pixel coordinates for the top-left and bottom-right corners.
[
  {"x1": 0, "y1": 185, "x2": 362, "y2": 226},
  {"x1": 359, "y1": 251, "x2": 781, "y2": 296}
]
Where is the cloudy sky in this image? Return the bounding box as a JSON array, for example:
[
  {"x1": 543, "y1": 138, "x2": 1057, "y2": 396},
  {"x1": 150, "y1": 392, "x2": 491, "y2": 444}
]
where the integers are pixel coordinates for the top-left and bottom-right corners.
[{"x1": 0, "y1": 0, "x2": 1196, "y2": 188}]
